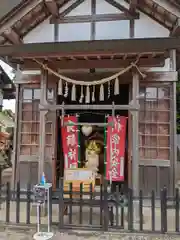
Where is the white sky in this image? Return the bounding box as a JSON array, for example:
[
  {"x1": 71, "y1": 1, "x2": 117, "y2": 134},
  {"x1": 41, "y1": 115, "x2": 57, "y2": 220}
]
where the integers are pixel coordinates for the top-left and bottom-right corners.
[{"x1": 0, "y1": 60, "x2": 15, "y2": 113}]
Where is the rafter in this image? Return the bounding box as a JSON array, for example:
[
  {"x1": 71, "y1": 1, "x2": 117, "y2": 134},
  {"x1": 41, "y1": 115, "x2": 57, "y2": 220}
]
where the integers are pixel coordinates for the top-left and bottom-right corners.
[
  {"x1": 44, "y1": 0, "x2": 59, "y2": 17},
  {"x1": 0, "y1": 0, "x2": 42, "y2": 36},
  {"x1": 3, "y1": 28, "x2": 22, "y2": 44},
  {"x1": 104, "y1": 0, "x2": 139, "y2": 18},
  {"x1": 170, "y1": 18, "x2": 180, "y2": 36}
]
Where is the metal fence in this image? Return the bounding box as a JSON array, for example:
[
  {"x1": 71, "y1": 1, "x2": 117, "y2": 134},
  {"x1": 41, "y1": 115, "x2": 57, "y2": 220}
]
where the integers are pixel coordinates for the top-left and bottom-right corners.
[{"x1": 0, "y1": 179, "x2": 180, "y2": 234}]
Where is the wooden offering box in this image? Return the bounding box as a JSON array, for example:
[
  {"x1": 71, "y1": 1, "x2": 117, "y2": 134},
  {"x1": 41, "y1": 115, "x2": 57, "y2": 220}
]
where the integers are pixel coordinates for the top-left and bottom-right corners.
[{"x1": 64, "y1": 168, "x2": 95, "y2": 198}]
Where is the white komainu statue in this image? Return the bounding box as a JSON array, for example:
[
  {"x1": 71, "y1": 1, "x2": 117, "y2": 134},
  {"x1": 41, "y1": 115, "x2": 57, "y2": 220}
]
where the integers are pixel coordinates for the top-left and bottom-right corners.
[{"x1": 85, "y1": 140, "x2": 100, "y2": 176}]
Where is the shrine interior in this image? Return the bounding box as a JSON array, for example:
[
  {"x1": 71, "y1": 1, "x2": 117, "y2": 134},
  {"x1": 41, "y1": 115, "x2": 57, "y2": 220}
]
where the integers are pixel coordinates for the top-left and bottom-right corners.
[{"x1": 56, "y1": 82, "x2": 129, "y2": 188}]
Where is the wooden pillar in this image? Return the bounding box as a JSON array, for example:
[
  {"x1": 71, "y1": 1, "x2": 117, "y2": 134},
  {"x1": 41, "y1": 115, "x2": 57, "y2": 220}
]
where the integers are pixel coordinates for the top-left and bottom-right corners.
[
  {"x1": 129, "y1": 19, "x2": 134, "y2": 38},
  {"x1": 170, "y1": 49, "x2": 176, "y2": 71},
  {"x1": 0, "y1": 89, "x2": 3, "y2": 111},
  {"x1": 38, "y1": 70, "x2": 48, "y2": 181},
  {"x1": 132, "y1": 73, "x2": 139, "y2": 196},
  {"x1": 91, "y1": 0, "x2": 96, "y2": 40},
  {"x1": 128, "y1": 4, "x2": 135, "y2": 189},
  {"x1": 128, "y1": 84, "x2": 132, "y2": 188},
  {"x1": 54, "y1": 22, "x2": 59, "y2": 42},
  {"x1": 169, "y1": 49, "x2": 177, "y2": 194},
  {"x1": 11, "y1": 84, "x2": 20, "y2": 188}
]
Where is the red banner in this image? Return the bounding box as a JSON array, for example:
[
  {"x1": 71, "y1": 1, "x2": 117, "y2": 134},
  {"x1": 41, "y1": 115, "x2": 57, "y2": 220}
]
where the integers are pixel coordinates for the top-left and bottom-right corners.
[
  {"x1": 106, "y1": 116, "x2": 127, "y2": 182},
  {"x1": 61, "y1": 116, "x2": 79, "y2": 169}
]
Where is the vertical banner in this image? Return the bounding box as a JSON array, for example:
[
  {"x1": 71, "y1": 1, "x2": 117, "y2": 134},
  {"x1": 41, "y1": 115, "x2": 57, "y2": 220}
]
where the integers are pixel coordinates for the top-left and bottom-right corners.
[
  {"x1": 106, "y1": 116, "x2": 127, "y2": 182},
  {"x1": 61, "y1": 116, "x2": 79, "y2": 169}
]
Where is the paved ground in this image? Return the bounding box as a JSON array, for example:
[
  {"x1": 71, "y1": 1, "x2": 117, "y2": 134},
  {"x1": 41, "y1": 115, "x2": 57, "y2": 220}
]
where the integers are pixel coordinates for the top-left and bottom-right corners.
[
  {"x1": 0, "y1": 228, "x2": 180, "y2": 240},
  {"x1": 0, "y1": 201, "x2": 179, "y2": 233}
]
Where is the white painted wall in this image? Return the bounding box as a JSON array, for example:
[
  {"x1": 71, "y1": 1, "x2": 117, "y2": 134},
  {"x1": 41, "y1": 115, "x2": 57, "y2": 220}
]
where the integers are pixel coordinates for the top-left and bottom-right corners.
[
  {"x1": 95, "y1": 21, "x2": 129, "y2": 40},
  {"x1": 135, "y1": 12, "x2": 169, "y2": 38},
  {"x1": 23, "y1": 18, "x2": 54, "y2": 43},
  {"x1": 59, "y1": 23, "x2": 91, "y2": 41}
]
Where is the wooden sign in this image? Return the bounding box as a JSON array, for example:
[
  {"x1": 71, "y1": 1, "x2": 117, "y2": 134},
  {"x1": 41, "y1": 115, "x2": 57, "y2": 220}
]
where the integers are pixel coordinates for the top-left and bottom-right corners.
[
  {"x1": 64, "y1": 168, "x2": 95, "y2": 194},
  {"x1": 64, "y1": 168, "x2": 95, "y2": 182}
]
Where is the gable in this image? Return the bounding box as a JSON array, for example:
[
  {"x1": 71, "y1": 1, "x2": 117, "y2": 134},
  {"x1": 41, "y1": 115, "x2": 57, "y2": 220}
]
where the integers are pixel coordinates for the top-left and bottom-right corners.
[
  {"x1": 23, "y1": 0, "x2": 169, "y2": 44},
  {"x1": 0, "y1": 0, "x2": 178, "y2": 45}
]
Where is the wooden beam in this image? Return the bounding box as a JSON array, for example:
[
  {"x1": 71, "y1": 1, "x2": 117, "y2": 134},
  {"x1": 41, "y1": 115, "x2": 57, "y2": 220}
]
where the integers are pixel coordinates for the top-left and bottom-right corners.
[
  {"x1": 170, "y1": 18, "x2": 180, "y2": 36},
  {"x1": 0, "y1": 0, "x2": 42, "y2": 35},
  {"x1": 53, "y1": 0, "x2": 85, "y2": 20},
  {"x1": 129, "y1": 0, "x2": 137, "y2": 12},
  {"x1": 13, "y1": 71, "x2": 178, "y2": 84},
  {"x1": 39, "y1": 104, "x2": 139, "y2": 111},
  {"x1": 17, "y1": 57, "x2": 165, "y2": 70},
  {"x1": 0, "y1": 38, "x2": 178, "y2": 58},
  {"x1": 3, "y1": 28, "x2": 23, "y2": 44},
  {"x1": 51, "y1": 12, "x2": 139, "y2": 24},
  {"x1": 91, "y1": 0, "x2": 96, "y2": 40},
  {"x1": 104, "y1": 0, "x2": 139, "y2": 18},
  {"x1": 105, "y1": 0, "x2": 129, "y2": 12},
  {"x1": 45, "y1": 0, "x2": 59, "y2": 17}
]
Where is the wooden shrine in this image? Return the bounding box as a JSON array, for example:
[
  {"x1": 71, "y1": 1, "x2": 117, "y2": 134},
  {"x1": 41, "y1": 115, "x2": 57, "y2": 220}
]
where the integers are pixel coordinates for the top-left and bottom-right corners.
[{"x1": 0, "y1": 0, "x2": 178, "y2": 196}]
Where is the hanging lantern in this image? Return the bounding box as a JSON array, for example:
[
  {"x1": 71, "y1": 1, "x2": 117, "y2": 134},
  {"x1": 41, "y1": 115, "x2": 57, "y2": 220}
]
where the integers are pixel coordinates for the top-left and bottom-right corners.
[{"x1": 81, "y1": 125, "x2": 93, "y2": 136}]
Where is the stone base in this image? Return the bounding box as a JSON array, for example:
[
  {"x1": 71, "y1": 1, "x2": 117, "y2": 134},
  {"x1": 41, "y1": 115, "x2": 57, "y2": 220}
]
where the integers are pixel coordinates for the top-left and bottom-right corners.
[{"x1": 31, "y1": 204, "x2": 47, "y2": 217}]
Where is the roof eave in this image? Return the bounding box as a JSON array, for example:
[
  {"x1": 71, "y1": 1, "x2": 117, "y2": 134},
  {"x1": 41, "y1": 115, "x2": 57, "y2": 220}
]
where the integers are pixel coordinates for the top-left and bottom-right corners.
[{"x1": 0, "y1": 38, "x2": 179, "y2": 59}]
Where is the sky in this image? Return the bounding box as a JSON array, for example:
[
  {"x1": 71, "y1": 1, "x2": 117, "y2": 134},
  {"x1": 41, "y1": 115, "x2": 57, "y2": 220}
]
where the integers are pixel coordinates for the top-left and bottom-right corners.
[{"x1": 0, "y1": 60, "x2": 15, "y2": 113}]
